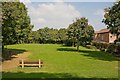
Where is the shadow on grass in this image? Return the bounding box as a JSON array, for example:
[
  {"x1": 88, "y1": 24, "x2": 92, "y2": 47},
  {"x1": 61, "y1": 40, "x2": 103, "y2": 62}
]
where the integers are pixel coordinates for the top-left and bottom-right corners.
[
  {"x1": 57, "y1": 47, "x2": 117, "y2": 61},
  {"x1": 57, "y1": 48, "x2": 77, "y2": 52},
  {"x1": 2, "y1": 72, "x2": 118, "y2": 80},
  {"x1": 2, "y1": 72, "x2": 79, "y2": 78},
  {"x1": 2, "y1": 48, "x2": 27, "y2": 61}
]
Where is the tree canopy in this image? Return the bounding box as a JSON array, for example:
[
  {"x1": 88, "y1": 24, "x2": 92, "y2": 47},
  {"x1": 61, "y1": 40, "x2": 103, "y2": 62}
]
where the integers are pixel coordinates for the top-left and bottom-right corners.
[
  {"x1": 31, "y1": 27, "x2": 67, "y2": 44},
  {"x1": 2, "y1": 2, "x2": 33, "y2": 46},
  {"x1": 67, "y1": 17, "x2": 94, "y2": 51},
  {"x1": 103, "y1": 1, "x2": 120, "y2": 41}
]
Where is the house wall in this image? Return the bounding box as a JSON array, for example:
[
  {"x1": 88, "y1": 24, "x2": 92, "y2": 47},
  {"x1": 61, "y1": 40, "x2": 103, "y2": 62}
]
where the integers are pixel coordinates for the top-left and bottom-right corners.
[
  {"x1": 94, "y1": 32, "x2": 109, "y2": 43},
  {"x1": 109, "y1": 33, "x2": 116, "y2": 43},
  {"x1": 94, "y1": 32, "x2": 117, "y2": 43}
]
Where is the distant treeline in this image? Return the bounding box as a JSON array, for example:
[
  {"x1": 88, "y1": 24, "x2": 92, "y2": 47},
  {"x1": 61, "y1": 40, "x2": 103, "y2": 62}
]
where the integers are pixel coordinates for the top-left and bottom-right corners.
[
  {"x1": 30, "y1": 22, "x2": 94, "y2": 47},
  {"x1": 30, "y1": 27, "x2": 67, "y2": 44}
]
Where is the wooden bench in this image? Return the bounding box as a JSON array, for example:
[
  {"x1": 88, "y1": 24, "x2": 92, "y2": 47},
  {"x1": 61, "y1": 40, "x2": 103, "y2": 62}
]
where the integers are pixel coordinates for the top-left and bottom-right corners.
[{"x1": 19, "y1": 59, "x2": 43, "y2": 68}]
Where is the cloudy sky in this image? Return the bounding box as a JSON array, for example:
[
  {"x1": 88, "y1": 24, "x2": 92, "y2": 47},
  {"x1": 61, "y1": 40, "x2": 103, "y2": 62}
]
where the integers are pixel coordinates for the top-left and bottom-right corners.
[{"x1": 20, "y1": 0, "x2": 116, "y2": 31}]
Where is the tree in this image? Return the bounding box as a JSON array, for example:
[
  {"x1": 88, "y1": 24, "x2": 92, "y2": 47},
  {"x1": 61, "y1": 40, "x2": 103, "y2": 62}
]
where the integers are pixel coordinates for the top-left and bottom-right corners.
[
  {"x1": 103, "y1": 1, "x2": 120, "y2": 41},
  {"x1": 35, "y1": 27, "x2": 59, "y2": 44},
  {"x1": 67, "y1": 17, "x2": 94, "y2": 51},
  {"x1": 0, "y1": 3, "x2": 2, "y2": 49},
  {"x1": 57, "y1": 28, "x2": 67, "y2": 44},
  {"x1": 32, "y1": 27, "x2": 67, "y2": 44},
  {"x1": 75, "y1": 17, "x2": 88, "y2": 51},
  {"x1": 67, "y1": 23, "x2": 77, "y2": 47},
  {"x1": 31, "y1": 31, "x2": 40, "y2": 43},
  {"x1": 38, "y1": 27, "x2": 51, "y2": 43},
  {"x1": 2, "y1": 2, "x2": 33, "y2": 47},
  {"x1": 83, "y1": 25, "x2": 94, "y2": 44}
]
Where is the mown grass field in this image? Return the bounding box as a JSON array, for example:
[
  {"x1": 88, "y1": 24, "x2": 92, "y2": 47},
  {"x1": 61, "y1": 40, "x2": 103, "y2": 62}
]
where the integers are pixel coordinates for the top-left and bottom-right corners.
[{"x1": 2, "y1": 44, "x2": 118, "y2": 78}]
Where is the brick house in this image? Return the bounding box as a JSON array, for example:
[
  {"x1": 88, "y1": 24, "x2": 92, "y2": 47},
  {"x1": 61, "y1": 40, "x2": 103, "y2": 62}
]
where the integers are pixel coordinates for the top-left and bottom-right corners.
[{"x1": 93, "y1": 28, "x2": 116, "y2": 43}]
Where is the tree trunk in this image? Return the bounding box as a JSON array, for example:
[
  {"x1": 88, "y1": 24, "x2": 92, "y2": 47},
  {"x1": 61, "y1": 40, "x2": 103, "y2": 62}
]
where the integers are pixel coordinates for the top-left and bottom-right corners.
[
  {"x1": 77, "y1": 40, "x2": 80, "y2": 51},
  {"x1": 73, "y1": 40, "x2": 76, "y2": 47},
  {"x1": 116, "y1": 33, "x2": 119, "y2": 41},
  {"x1": 74, "y1": 42, "x2": 76, "y2": 47},
  {"x1": 2, "y1": 44, "x2": 4, "y2": 53}
]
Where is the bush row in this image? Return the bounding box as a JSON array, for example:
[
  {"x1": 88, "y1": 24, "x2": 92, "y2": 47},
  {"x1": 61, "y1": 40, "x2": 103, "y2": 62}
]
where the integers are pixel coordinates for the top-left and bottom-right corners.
[
  {"x1": 92, "y1": 42, "x2": 120, "y2": 54},
  {"x1": 92, "y1": 42, "x2": 109, "y2": 51}
]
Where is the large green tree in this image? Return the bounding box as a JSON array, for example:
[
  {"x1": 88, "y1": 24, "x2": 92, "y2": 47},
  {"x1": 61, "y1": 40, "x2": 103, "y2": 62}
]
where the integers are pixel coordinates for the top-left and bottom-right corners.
[
  {"x1": 103, "y1": 1, "x2": 120, "y2": 41},
  {"x1": 67, "y1": 17, "x2": 94, "y2": 51},
  {"x1": 2, "y1": 2, "x2": 33, "y2": 46},
  {"x1": 0, "y1": 3, "x2": 2, "y2": 46},
  {"x1": 67, "y1": 23, "x2": 77, "y2": 47}
]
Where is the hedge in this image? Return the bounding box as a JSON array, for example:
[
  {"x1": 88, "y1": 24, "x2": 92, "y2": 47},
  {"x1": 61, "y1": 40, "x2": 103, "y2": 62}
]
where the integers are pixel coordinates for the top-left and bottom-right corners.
[{"x1": 92, "y1": 42, "x2": 120, "y2": 54}]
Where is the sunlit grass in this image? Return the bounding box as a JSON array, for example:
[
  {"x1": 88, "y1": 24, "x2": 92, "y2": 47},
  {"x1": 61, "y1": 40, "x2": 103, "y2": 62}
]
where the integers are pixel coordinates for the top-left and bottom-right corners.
[{"x1": 3, "y1": 44, "x2": 118, "y2": 78}]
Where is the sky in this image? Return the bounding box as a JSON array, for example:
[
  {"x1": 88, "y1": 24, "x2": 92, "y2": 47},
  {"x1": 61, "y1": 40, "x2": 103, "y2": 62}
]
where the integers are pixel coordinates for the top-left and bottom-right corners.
[{"x1": 20, "y1": 0, "x2": 116, "y2": 31}]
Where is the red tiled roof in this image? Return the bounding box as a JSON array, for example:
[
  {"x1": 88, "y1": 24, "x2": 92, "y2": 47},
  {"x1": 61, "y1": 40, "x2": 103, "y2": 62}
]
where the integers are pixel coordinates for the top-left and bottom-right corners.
[{"x1": 95, "y1": 28, "x2": 110, "y2": 33}]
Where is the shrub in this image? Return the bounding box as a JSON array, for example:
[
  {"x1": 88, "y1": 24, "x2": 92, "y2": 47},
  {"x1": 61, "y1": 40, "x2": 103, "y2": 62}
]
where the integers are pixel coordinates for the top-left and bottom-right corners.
[
  {"x1": 92, "y1": 42, "x2": 120, "y2": 54},
  {"x1": 85, "y1": 42, "x2": 91, "y2": 46},
  {"x1": 92, "y1": 42, "x2": 109, "y2": 51},
  {"x1": 86, "y1": 45, "x2": 97, "y2": 50},
  {"x1": 64, "y1": 40, "x2": 73, "y2": 46},
  {"x1": 106, "y1": 44, "x2": 117, "y2": 54},
  {"x1": 116, "y1": 42, "x2": 120, "y2": 55}
]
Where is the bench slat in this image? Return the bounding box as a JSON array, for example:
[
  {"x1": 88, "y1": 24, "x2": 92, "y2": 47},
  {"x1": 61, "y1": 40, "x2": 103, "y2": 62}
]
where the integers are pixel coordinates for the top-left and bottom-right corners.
[
  {"x1": 20, "y1": 64, "x2": 43, "y2": 66},
  {"x1": 19, "y1": 62, "x2": 39, "y2": 64}
]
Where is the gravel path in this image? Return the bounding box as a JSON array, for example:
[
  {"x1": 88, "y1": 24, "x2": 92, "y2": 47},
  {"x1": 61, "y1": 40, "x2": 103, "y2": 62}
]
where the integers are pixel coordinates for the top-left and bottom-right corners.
[{"x1": 1, "y1": 52, "x2": 31, "y2": 71}]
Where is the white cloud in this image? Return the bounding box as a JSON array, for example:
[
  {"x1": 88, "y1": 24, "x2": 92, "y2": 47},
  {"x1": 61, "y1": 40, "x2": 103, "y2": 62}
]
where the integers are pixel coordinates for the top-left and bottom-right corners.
[
  {"x1": 32, "y1": 18, "x2": 47, "y2": 24},
  {"x1": 94, "y1": 9, "x2": 105, "y2": 16},
  {"x1": 20, "y1": 0, "x2": 31, "y2": 2},
  {"x1": 53, "y1": 0, "x2": 64, "y2": 2},
  {"x1": 27, "y1": 2, "x2": 81, "y2": 30},
  {"x1": 20, "y1": 0, "x2": 31, "y2": 7}
]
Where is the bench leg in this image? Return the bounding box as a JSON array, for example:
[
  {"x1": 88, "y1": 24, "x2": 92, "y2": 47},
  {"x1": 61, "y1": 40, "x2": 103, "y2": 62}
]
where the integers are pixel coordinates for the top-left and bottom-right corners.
[
  {"x1": 39, "y1": 59, "x2": 40, "y2": 68},
  {"x1": 22, "y1": 59, "x2": 24, "y2": 68}
]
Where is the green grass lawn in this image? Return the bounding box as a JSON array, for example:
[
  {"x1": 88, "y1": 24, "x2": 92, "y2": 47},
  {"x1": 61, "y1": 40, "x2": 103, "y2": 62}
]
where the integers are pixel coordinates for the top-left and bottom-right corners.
[{"x1": 2, "y1": 44, "x2": 118, "y2": 78}]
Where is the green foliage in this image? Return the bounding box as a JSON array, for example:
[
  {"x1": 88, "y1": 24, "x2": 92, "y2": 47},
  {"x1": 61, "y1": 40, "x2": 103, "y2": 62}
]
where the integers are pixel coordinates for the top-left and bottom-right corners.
[
  {"x1": 106, "y1": 43, "x2": 120, "y2": 54},
  {"x1": 92, "y1": 42, "x2": 110, "y2": 51},
  {"x1": 86, "y1": 45, "x2": 97, "y2": 50},
  {"x1": 64, "y1": 39, "x2": 73, "y2": 46},
  {"x1": 57, "y1": 28, "x2": 67, "y2": 42},
  {"x1": 92, "y1": 42, "x2": 120, "y2": 54},
  {"x1": 103, "y1": 1, "x2": 120, "y2": 40},
  {"x1": 106, "y1": 44, "x2": 117, "y2": 54},
  {"x1": 31, "y1": 27, "x2": 67, "y2": 44},
  {"x1": 0, "y1": 3, "x2": 2, "y2": 49},
  {"x1": 2, "y1": 2, "x2": 33, "y2": 45},
  {"x1": 67, "y1": 17, "x2": 94, "y2": 51}
]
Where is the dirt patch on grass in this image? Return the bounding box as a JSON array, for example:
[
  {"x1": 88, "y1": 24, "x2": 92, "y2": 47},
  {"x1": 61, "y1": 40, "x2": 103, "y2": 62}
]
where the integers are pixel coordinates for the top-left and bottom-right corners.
[
  {"x1": 115, "y1": 66, "x2": 120, "y2": 70},
  {"x1": 1, "y1": 52, "x2": 31, "y2": 72}
]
